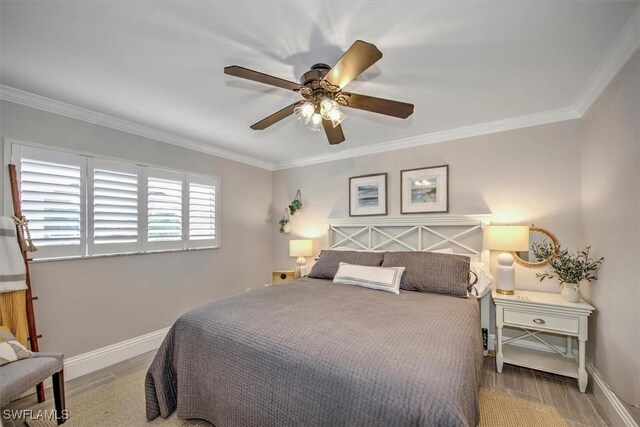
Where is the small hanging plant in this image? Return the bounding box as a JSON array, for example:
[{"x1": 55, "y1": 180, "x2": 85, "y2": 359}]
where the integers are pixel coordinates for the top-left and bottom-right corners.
[
  {"x1": 288, "y1": 189, "x2": 303, "y2": 216},
  {"x1": 279, "y1": 208, "x2": 291, "y2": 234}
]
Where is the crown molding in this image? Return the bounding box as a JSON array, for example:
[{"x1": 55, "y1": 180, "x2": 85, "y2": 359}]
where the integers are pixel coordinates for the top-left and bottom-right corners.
[
  {"x1": 573, "y1": 5, "x2": 640, "y2": 115},
  {"x1": 0, "y1": 85, "x2": 275, "y2": 171},
  {"x1": 1, "y1": 8, "x2": 637, "y2": 172},
  {"x1": 3, "y1": 3, "x2": 637, "y2": 176},
  {"x1": 272, "y1": 106, "x2": 580, "y2": 170}
]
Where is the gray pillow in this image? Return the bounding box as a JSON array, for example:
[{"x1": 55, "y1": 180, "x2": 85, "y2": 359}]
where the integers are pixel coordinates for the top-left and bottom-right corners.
[
  {"x1": 308, "y1": 250, "x2": 385, "y2": 280},
  {"x1": 381, "y1": 251, "x2": 470, "y2": 297}
]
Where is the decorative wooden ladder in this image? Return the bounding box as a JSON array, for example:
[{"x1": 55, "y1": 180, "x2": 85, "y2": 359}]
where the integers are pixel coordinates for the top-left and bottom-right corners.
[{"x1": 8, "y1": 164, "x2": 45, "y2": 402}]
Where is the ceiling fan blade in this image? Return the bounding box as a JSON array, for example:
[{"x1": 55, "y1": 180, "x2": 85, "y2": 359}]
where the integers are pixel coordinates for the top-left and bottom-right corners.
[
  {"x1": 250, "y1": 102, "x2": 300, "y2": 130},
  {"x1": 224, "y1": 66, "x2": 301, "y2": 91},
  {"x1": 323, "y1": 40, "x2": 383, "y2": 90},
  {"x1": 340, "y1": 92, "x2": 414, "y2": 119},
  {"x1": 323, "y1": 120, "x2": 345, "y2": 145}
]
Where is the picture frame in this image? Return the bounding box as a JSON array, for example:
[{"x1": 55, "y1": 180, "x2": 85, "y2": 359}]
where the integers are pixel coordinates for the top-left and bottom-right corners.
[
  {"x1": 349, "y1": 173, "x2": 388, "y2": 216},
  {"x1": 400, "y1": 165, "x2": 449, "y2": 214}
]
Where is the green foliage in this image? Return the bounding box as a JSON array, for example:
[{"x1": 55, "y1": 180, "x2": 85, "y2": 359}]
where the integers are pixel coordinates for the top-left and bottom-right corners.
[
  {"x1": 532, "y1": 242, "x2": 604, "y2": 285},
  {"x1": 288, "y1": 199, "x2": 302, "y2": 215},
  {"x1": 278, "y1": 217, "x2": 289, "y2": 234}
]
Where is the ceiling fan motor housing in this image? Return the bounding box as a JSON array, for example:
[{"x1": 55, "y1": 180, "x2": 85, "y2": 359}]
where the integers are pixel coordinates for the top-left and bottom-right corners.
[{"x1": 299, "y1": 63, "x2": 331, "y2": 85}]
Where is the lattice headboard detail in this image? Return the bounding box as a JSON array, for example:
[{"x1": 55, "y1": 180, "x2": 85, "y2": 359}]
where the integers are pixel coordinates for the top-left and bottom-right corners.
[{"x1": 326, "y1": 215, "x2": 492, "y2": 264}]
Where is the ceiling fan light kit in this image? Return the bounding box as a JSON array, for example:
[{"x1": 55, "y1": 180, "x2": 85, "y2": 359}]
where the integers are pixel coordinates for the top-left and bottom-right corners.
[{"x1": 224, "y1": 40, "x2": 414, "y2": 145}]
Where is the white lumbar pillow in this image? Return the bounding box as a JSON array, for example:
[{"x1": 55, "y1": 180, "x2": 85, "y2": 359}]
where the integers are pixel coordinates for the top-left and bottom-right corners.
[{"x1": 333, "y1": 262, "x2": 405, "y2": 294}]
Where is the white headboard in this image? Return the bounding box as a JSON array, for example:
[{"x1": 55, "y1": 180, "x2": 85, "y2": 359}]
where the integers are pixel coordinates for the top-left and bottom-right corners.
[
  {"x1": 326, "y1": 214, "x2": 491, "y2": 262},
  {"x1": 325, "y1": 214, "x2": 492, "y2": 355}
]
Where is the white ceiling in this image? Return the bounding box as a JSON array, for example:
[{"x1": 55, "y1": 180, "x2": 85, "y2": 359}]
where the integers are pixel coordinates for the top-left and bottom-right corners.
[{"x1": 1, "y1": 1, "x2": 639, "y2": 168}]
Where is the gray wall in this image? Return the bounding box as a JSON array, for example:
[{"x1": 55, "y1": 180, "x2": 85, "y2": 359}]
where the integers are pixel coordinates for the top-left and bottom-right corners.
[
  {"x1": 580, "y1": 50, "x2": 640, "y2": 407},
  {"x1": 272, "y1": 120, "x2": 582, "y2": 293},
  {"x1": 2, "y1": 50, "x2": 638, "y2": 411},
  {"x1": 0, "y1": 101, "x2": 273, "y2": 358}
]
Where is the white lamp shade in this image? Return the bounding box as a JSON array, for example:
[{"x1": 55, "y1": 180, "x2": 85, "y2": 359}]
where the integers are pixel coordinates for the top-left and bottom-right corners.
[
  {"x1": 289, "y1": 240, "x2": 313, "y2": 257},
  {"x1": 486, "y1": 226, "x2": 530, "y2": 252}
]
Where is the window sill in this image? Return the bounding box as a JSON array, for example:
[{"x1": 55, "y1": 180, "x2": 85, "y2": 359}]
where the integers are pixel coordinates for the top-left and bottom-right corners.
[{"x1": 30, "y1": 246, "x2": 219, "y2": 263}]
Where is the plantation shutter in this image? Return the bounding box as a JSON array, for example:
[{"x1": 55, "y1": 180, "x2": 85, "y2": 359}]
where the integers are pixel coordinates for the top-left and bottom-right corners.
[
  {"x1": 187, "y1": 173, "x2": 219, "y2": 249},
  {"x1": 145, "y1": 168, "x2": 185, "y2": 250},
  {"x1": 87, "y1": 158, "x2": 141, "y2": 255},
  {"x1": 12, "y1": 145, "x2": 86, "y2": 259}
]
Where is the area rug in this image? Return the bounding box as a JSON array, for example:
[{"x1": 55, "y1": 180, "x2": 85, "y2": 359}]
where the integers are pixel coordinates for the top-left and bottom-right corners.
[
  {"x1": 478, "y1": 389, "x2": 566, "y2": 427},
  {"x1": 24, "y1": 370, "x2": 566, "y2": 426}
]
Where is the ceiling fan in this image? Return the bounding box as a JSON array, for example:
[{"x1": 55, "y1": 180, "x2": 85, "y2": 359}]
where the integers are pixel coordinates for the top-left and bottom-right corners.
[{"x1": 224, "y1": 40, "x2": 414, "y2": 145}]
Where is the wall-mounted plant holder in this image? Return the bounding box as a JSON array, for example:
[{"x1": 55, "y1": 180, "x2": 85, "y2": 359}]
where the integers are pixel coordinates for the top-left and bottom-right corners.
[
  {"x1": 288, "y1": 189, "x2": 303, "y2": 216},
  {"x1": 279, "y1": 208, "x2": 291, "y2": 234}
]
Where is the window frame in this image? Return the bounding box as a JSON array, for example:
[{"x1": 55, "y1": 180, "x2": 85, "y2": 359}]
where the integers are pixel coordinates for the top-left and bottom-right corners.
[
  {"x1": 186, "y1": 173, "x2": 220, "y2": 249},
  {"x1": 11, "y1": 144, "x2": 87, "y2": 260},
  {"x1": 144, "y1": 167, "x2": 186, "y2": 252},
  {"x1": 87, "y1": 157, "x2": 142, "y2": 256},
  {"x1": 5, "y1": 139, "x2": 220, "y2": 261}
]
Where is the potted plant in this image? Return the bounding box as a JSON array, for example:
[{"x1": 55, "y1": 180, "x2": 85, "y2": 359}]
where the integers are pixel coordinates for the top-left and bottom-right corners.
[
  {"x1": 288, "y1": 190, "x2": 303, "y2": 216},
  {"x1": 278, "y1": 210, "x2": 291, "y2": 234},
  {"x1": 532, "y1": 242, "x2": 604, "y2": 302}
]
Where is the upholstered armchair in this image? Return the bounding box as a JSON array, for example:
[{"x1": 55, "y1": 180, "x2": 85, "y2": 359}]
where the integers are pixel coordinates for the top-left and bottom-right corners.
[{"x1": 0, "y1": 353, "x2": 66, "y2": 425}]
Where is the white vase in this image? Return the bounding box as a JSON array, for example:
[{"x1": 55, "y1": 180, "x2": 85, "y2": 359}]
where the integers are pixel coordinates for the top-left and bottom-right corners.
[{"x1": 560, "y1": 283, "x2": 581, "y2": 303}]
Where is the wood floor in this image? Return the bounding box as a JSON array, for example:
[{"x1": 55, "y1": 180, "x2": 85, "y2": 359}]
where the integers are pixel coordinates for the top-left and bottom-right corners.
[
  {"x1": 481, "y1": 357, "x2": 610, "y2": 427},
  {"x1": 3, "y1": 353, "x2": 610, "y2": 426}
]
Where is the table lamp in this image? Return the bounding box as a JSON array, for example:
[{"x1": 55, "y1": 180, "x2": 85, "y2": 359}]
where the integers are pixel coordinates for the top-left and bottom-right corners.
[
  {"x1": 289, "y1": 239, "x2": 313, "y2": 279},
  {"x1": 486, "y1": 225, "x2": 530, "y2": 295}
]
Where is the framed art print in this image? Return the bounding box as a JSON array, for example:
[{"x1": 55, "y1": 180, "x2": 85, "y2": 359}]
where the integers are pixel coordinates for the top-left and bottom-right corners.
[
  {"x1": 349, "y1": 173, "x2": 388, "y2": 216},
  {"x1": 401, "y1": 165, "x2": 448, "y2": 214}
]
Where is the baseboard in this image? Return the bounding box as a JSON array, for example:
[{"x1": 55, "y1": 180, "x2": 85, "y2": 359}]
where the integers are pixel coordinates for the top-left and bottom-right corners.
[
  {"x1": 62, "y1": 327, "x2": 170, "y2": 381},
  {"x1": 489, "y1": 333, "x2": 637, "y2": 426},
  {"x1": 23, "y1": 326, "x2": 638, "y2": 427},
  {"x1": 588, "y1": 361, "x2": 638, "y2": 427}
]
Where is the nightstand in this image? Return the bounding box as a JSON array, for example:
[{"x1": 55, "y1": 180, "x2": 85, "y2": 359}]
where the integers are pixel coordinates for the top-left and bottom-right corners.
[
  {"x1": 492, "y1": 289, "x2": 595, "y2": 393},
  {"x1": 272, "y1": 270, "x2": 296, "y2": 284}
]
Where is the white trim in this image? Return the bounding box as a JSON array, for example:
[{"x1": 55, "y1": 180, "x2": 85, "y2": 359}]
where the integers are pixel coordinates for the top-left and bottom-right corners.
[
  {"x1": 62, "y1": 327, "x2": 169, "y2": 381},
  {"x1": 23, "y1": 326, "x2": 635, "y2": 427},
  {"x1": 488, "y1": 333, "x2": 577, "y2": 356},
  {"x1": 2, "y1": 1, "x2": 638, "y2": 174},
  {"x1": 573, "y1": 6, "x2": 640, "y2": 115},
  {"x1": 488, "y1": 334, "x2": 638, "y2": 427},
  {"x1": 0, "y1": 85, "x2": 273, "y2": 171},
  {"x1": 4, "y1": 137, "x2": 211, "y2": 186},
  {"x1": 0, "y1": 84, "x2": 582, "y2": 172},
  {"x1": 273, "y1": 107, "x2": 580, "y2": 170},
  {"x1": 588, "y1": 361, "x2": 639, "y2": 427}
]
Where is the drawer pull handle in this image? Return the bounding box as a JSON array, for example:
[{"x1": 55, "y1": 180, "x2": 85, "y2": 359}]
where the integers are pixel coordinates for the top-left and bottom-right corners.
[{"x1": 533, "y1": 318, "x2": 546, "y2": 325}]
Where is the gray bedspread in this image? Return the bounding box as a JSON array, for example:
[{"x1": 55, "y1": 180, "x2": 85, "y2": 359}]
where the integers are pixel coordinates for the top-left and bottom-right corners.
[{"x1": 145, "y1": 278, "x2": 483, "y2": 426}]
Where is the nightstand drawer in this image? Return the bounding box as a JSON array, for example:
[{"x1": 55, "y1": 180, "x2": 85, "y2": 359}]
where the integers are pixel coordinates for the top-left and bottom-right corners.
[
  {"x1": 272, "y1": 270, "x2": 295, "y2": 284},
  {"x1": 503, "y1": 309, "x2": 579, "y2": 334}
]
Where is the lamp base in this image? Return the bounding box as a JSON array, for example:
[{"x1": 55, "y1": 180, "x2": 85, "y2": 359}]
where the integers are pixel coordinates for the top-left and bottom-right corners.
[
  {"x1": 295, "y1": 256, "x2": 306, "y2": 279},
  {"x1": 495, "y1": 252, "x2": 516, "y2": 295}
]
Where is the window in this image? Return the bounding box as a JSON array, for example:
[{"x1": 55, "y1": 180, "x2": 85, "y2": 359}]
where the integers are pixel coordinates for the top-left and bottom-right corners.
[
  {"x1": 187, "y1": 174, "x2": 218, "y2": 249},
  {"x1": 10, "y1": 143, "x2": 219, "y2": 259},
  {"x1": 88, "y1": 158, "x2": 140, "y2": 255},
  {"x1": 13, "y1": 145, "x2": 86, "y2": 259},
  {"x1": 147, "y1": 169, "x2": 184, "y2": 250}
]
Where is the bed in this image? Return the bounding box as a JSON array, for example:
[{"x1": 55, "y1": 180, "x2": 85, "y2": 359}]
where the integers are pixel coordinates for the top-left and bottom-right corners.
[{"x1": 146, "y1": 215, "x2": 492, "y2": 426}]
